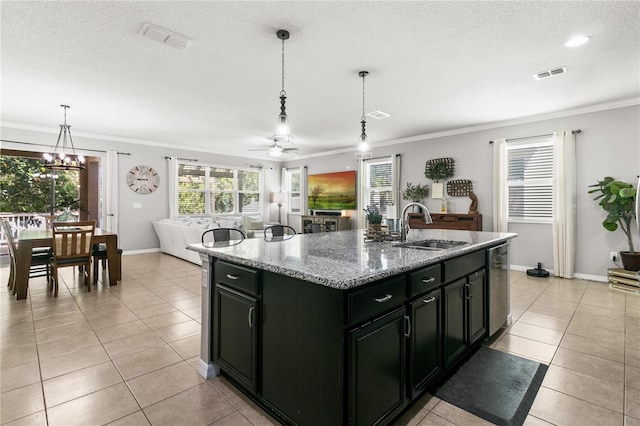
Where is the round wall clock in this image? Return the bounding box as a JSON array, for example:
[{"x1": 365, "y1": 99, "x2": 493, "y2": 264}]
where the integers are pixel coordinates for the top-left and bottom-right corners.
[{"x1": 127, "y1": 165, "x2": 159, "y2": 194}]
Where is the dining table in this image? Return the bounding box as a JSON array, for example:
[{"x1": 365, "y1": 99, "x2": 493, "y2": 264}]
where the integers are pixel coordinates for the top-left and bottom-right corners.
[{"x1": 15, "y1": 228, "x2": 120, "y2": 300}]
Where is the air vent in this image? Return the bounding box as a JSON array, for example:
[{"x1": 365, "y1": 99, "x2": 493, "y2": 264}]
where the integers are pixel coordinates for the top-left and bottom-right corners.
[
  {"x1": 534, "y1": 67, "x2": 567, "y2": 80},
  {"x1": 138, "y1": 23, "x2": 191, "y2": 49},
  {"x1": 367, "y1": 111, "x2": 391, "y2": 120}
]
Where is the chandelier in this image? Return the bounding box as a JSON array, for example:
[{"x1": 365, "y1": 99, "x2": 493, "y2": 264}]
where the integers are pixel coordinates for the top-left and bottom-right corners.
[{"x1": 43, "y1": 105, "x2": 85, "y2": 171}]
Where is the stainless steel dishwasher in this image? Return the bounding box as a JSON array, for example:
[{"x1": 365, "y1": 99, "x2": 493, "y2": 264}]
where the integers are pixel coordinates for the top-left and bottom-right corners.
[{"x1": 487, "y1": 243, "x2": 512, "y2": 336}]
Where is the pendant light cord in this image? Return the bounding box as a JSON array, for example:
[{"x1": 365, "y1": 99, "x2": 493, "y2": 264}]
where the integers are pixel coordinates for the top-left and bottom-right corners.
[
  {"x1": 281, "y1": 36, "x2": 286, "y2": 96},
  {"x1": 361, "y1": 73, "x2": 366, "y2": 121}
]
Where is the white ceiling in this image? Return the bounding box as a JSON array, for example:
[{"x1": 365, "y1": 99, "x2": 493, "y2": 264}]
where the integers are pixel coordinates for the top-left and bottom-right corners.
[{"x1": 1, "y1": 1, "x2": 638, "y2": 160}]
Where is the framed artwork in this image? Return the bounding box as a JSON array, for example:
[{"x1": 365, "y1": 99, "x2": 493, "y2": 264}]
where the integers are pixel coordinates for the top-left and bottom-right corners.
[{"x1": 308, "y1": 171, "x2": 356, "y2": 210}]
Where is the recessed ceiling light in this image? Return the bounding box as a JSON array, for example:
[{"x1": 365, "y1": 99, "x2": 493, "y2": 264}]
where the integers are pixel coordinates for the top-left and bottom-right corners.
[{"x1": 564, "y1": 35, "x2": 590, "y2": 47}]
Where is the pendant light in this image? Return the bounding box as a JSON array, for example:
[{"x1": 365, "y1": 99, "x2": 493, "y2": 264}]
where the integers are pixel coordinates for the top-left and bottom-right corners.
[
  {"x1": 275, "y1": 29, "x2": 292, "y2": 142},
  {"x1": 43, "y1": 105, "x2": 85, "y2": 171},
  {"x1": 358, "y1": 71, "x2": 370, "y2": 152}
]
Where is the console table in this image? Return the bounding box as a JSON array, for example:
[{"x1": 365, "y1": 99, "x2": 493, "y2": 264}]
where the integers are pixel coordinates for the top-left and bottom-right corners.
[
  {"x1": 302, "y1": 215, "x2": 350, "y2": 233},
  {"x1": 408, "y1": 213, "x2": 482, "y2": 231}
]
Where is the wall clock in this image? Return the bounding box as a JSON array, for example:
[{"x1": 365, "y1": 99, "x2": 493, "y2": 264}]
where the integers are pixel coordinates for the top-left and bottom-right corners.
[{"x1": 127, "y1": 165, "x2": 159, "y2": 194}]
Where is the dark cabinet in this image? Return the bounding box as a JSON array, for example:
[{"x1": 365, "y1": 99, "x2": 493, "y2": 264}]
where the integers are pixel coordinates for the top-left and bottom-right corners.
[
  {"x1": 348, "y1": 307, "x2": 407, "y2": 426},
  {"x1": 467, "y1": 270, "x2": 487, "y2": 345},
  {"x1": 213, "y1": 284, "x2": 259, "y2": 393},
  {"x1": 443, "y1": 278, "x2": 467, "y2": 367},
  {"x1": 443, "y1": 269, "x2": 487, "y2": 368},
  {"x1": 408, "y1": 289, "x2": 442, "y2": 399}
]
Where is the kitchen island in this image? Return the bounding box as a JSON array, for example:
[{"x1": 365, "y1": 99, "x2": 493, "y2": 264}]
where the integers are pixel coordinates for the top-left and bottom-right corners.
[{"x1": 189, "y1": 228, "x2": 516, "y2": 426}]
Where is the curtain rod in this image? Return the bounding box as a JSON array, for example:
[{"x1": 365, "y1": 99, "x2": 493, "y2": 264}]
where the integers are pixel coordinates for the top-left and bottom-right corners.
[
  {"x1": 488, "y1": 129, "x2": 581, "y2": 144},
  {"x1": 163, "y1": 156, "x2": 198, "y2": 162},
  {"x1": 1, "y1": 139, "x2": 131, "y2": 155}
]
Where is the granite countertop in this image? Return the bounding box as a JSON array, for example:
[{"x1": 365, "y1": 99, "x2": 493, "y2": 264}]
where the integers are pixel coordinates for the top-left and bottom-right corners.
[{"x1": 188, "y1": 229, "x2": 516, "y2": 290}]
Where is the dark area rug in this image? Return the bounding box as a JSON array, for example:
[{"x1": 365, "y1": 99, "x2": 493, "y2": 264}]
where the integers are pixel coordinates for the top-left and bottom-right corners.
[{"x1": 434, "y1": 346, "x2": 548, "y2": 426}]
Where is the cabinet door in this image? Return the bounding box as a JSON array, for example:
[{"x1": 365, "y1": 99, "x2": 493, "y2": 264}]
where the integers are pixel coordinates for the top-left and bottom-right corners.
[
  {"x1": 443, "y1": 278, "x2": 467, "y2": 367},
  {"x1": 467, "y1": 270, "x2": 487, "y2": 345},
  {"x1": 409, "y1": 289, "x2": 442, "y2": 399},
  {"x1": 324, "y1": 218, "x2": 338, "y2": 232},
  {"x1": 349, "y1": 308, "x2": 406, "y2": 426},
  {"x1": 214, "y1": 284, "x2": 259, "y2": 393}
]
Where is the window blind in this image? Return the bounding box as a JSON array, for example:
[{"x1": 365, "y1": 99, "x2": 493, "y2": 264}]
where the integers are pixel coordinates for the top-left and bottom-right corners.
[{"x1": 506, "y1": 141, "x2": 553, "y2": 221}]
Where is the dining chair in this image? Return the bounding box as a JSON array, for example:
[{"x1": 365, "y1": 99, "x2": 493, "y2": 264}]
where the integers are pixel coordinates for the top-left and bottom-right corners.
[
  {"x1": 1, "y1": 219, "x2": 53, "y2": 294},
  {"x1": 201, "y1": 228, "x2": 246, "y2": 247},
  {"x1": 51, "y1": 220, "x2": 95, "y2": 296},
  {"x1": 263, "y1": 225, "x2": 296, "y2": 241},
  {"x1": 92, "y1": 243, "x2": 123, "y2": 284}
]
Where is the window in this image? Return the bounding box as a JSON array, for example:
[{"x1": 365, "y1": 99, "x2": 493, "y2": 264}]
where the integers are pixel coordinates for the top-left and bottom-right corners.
[
  {"x1": 177, "y1": 163, "x2": 261, "y2": 215},
  {"x1": 506, "y1": 138, "x2": 553, "y2": 222},
  {"x1": 364, "y1": 158, "x2": 394, "y2": 214},
  {"x1": 285, "y1": 168, "x2": 301, "y2": 213}
]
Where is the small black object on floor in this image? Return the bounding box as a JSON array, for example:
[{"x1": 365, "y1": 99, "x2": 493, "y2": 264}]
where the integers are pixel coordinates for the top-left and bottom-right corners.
[
  {"x1": 527, "y1": 262, "x2": 550, "y2": 278},
  {"x1": 434, "y1": 346, "x2": 548, "y2": 426}
]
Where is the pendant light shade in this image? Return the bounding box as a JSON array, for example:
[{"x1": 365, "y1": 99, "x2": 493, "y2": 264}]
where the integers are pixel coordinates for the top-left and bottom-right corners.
[
  {"x1": 275, "y1": 29, "x2": 292, "y2": 142},
  {"x1": 43, "y1": 105, "x2": 85, "y2": 171},
  {"x1": 358, "y1": 71, "x2": 370, "y2": 153}
]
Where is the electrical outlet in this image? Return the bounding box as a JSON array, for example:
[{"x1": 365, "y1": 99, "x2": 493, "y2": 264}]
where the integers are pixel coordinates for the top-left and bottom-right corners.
[{"x1": 610, "y1": 251, "x2": 618, "y2": 261}]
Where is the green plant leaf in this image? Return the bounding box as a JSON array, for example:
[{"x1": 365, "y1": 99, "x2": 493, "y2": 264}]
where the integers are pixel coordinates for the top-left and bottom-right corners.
[{"x1": 602, "y1": 220, "x2": 618, "y2": 231}]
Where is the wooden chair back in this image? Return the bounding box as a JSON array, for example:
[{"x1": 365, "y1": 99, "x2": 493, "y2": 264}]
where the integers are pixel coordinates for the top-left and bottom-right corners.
[{"x1": 51, "y1": 220, "x2": 95, "y2": 263}]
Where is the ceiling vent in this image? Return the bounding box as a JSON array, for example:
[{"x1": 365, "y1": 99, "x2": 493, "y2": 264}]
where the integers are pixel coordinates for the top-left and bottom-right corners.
[
  {"x1": 138, "y1": 23, "x2": 191, "y2": 49},
  {"x1": 367, "y1": 111, "x2": 391, "y2": 120},
  {"x1": 533, "y1": 67, "x2": 567, "y2": 80}
]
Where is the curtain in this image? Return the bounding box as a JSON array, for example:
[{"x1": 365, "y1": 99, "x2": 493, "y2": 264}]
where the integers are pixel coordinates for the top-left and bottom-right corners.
[
  {"x1": 167, "y1": 157, "x2": 178, "y2": 218},
  {"x1": 552, "y1": 131, "x2": 576, "y2": 278},
  {"x1": 492, "y1": 138, "x2": 508, "y2": 232},
  {"x1": 104, "y1": 151, "x2": 119, "y2": 234}
]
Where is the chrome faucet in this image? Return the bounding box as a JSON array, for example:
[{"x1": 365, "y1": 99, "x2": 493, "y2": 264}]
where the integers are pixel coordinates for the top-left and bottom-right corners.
[{"x1": 400, "y1": 202, "x2": 432, "y2": 242}]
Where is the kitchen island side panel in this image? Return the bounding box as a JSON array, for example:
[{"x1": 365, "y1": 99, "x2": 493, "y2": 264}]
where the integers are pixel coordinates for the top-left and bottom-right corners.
[{"x1": 261, "y1": 271, "x2": 346, "y2": 425}]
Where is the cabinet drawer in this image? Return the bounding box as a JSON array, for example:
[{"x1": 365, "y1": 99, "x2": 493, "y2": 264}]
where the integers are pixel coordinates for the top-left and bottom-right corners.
[
  {"x1": 408, "y1": 264, "x2": 442, "y2": 297},
  {"x1": 348, "y1": 276, "x2": 405, "y2": 325},
  {"x1": 443, "y1": 251, "x2": 485, "y2": 283},
  {"x1": 215, "y1": 260, "x2": 259, "y2": 295}
]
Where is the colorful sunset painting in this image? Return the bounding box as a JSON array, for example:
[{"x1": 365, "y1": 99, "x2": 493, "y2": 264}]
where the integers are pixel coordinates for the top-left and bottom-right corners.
[{"x1": 307, "y1": 171, "x2": 357, "y2": 210}]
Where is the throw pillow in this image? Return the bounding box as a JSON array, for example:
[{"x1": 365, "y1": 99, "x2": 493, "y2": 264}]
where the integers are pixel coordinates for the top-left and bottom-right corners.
[{"x1": 247, "y1": 219, "x2": 264, "y2": 230}]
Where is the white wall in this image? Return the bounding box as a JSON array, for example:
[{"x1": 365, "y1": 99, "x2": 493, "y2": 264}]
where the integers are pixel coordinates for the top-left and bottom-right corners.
[
  {"x1": 1, "y1": 126, "x2": 280, "y2": 251},
  {"x1": 285, "y1": 104, "x2": 640, "y2": 280}
]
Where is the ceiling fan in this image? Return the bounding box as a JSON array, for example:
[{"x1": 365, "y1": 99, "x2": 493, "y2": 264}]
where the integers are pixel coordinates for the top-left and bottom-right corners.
[{"x1": 249, "y1": 138, "x2": 299, "y2": 157}]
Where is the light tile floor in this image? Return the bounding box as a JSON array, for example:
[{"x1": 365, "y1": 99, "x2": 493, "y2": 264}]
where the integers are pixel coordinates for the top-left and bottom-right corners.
[{"x1": 1, "y1": 253, "x2": 639, "y2": 425}]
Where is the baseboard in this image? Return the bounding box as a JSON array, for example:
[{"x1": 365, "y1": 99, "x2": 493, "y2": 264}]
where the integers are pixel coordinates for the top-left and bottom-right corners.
[
  {"x1": 197, "y1": 359, "x2": 220, "y2": 379},
  {"x1": 121, "y1": 248, "x2": 161, "y2": 256},
  {"x1": 511, "y1": 264, "x2": 607, "y2": 283}
]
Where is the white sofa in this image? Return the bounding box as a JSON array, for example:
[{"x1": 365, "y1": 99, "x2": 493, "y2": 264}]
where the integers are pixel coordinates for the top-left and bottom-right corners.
[{"x1": 152, "y1": 214, "x2": 273, "y2": 265}]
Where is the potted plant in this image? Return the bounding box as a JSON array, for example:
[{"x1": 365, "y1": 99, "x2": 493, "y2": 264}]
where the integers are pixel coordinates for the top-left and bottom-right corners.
[
  {"x1": 363, "y1": 204, "x2": 383, "y2": 231},
  {"x1": 588, "y1": 176, "x2": 639, "y2": 271},
  {"x1": 402, "y1": 182, "x2": 429, "y2": 202}
]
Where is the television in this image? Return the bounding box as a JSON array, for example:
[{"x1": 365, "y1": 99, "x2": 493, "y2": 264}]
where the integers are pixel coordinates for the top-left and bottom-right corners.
[{"x1": 308, "y1": 171, "x2": 356, "y2": 210}]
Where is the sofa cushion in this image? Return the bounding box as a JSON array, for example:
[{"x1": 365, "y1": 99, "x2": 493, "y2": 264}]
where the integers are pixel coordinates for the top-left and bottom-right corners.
[{"x1": 246, "y1": 218, "x2": 264, "y2": 230}]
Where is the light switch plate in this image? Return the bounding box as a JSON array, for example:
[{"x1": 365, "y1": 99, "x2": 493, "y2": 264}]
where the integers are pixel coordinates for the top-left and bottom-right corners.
[{"x1": 133, "y1": 202, "x2": 142, "y2": 209}]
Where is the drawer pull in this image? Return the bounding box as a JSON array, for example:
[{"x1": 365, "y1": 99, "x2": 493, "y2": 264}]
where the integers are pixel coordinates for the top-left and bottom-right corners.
[
  {"x1": 226, "y1": 274, "x2": 240, "y2": 280},
  {"x1": 421, "y1": 277, "x2": 436, "y2": 284},
  {"x1": 248, "y1": 306, "x2": 255, "y2": 327},
  {"x1": 374, "y1": 294, "x2": 392, "y2": 303},
  {"x1": 423, "y1": 296, "x2": 436, "y2": 304}
]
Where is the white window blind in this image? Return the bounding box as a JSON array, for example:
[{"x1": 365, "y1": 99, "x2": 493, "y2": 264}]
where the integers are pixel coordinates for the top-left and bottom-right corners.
[
  {"x1": 506, "y1": 139, "x2": 553, "y2": 222},
  {"x1": 177, "y1": 163, "x2": 262, "y2": 215},
  {"x1": 365, "y1": 159, "x2": 393, "y2": 213}
]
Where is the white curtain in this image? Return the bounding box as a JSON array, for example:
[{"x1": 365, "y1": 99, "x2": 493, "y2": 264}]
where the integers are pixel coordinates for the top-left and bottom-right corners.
[
  {"x1": 552, "y1": 131, "x2": 576, "y2": 278},
  {"x1": 104, "y1": 151, "x2": 119, "y2": 234},
  {"x1": 167, "y1": 157, "x2": 178, "y2": 218},
  {"x1": 492, "y1": 138, "x2": 508, "y2": 232}
]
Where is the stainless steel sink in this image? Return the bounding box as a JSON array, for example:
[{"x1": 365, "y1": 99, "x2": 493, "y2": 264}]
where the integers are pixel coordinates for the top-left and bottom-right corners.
[{"x1": 395, "y1": 239, "x2": 468, "y2": 250}]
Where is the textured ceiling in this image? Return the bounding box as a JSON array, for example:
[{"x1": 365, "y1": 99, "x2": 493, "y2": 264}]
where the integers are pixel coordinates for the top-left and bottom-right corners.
[{"x1": 1, "y1": 1, "x2": 638, "y2": 160}]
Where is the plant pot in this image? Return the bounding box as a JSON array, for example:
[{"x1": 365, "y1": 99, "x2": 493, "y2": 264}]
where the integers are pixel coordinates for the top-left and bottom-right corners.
[
  {"x1": 620, "y1": 251, "x2": 640, "y2": 272},
  {"x1": 369, "y1": 223, "x2": 382, "y2": 232}
]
